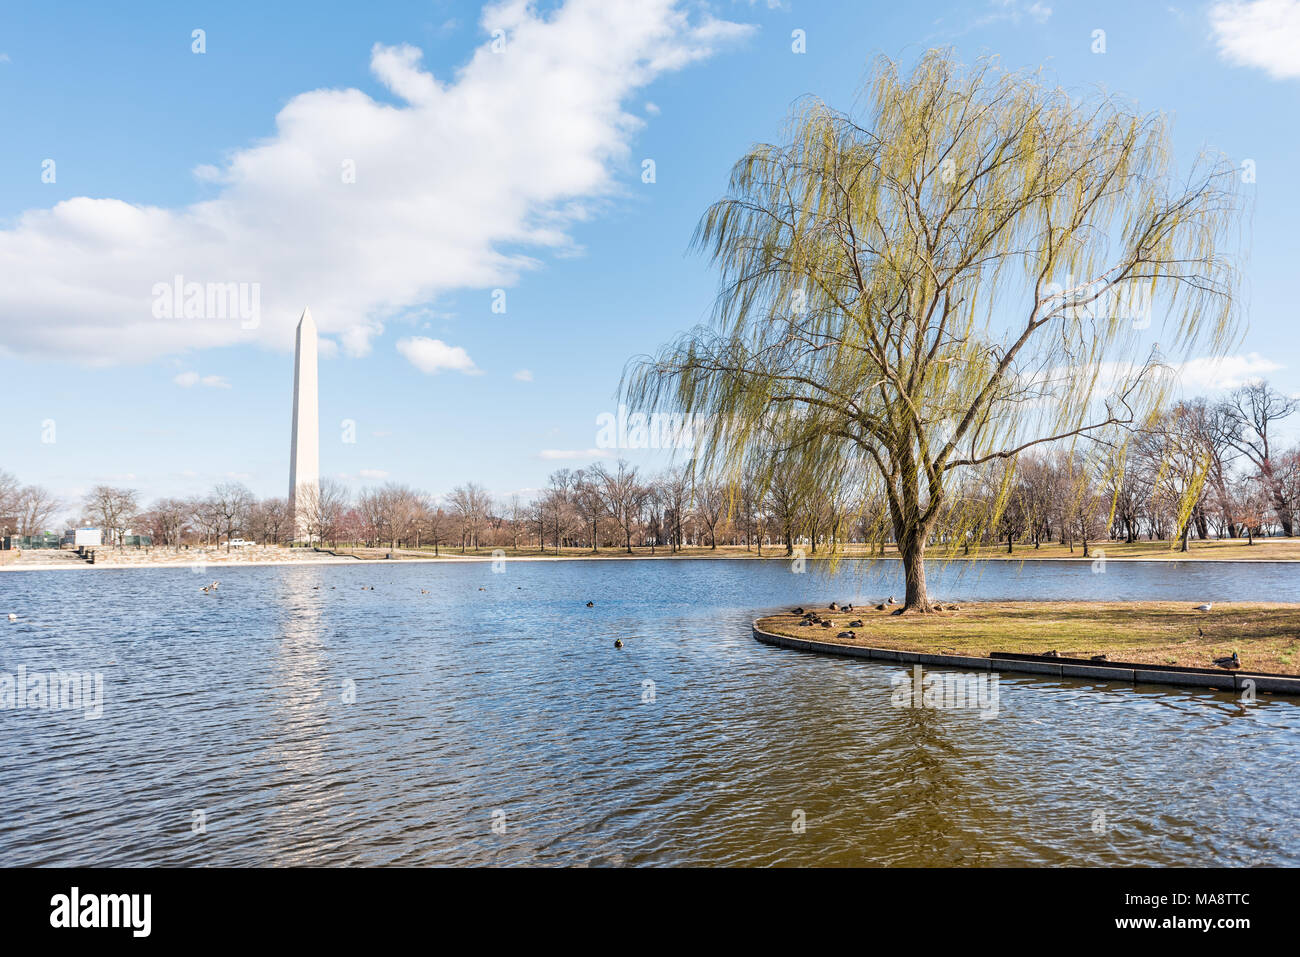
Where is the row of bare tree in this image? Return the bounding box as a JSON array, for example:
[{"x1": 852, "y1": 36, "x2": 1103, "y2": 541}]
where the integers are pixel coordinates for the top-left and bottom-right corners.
[
  {"x1": 287, "y1": 462, "x2": 727, "y2": 554},
  {"x1": 0, "y1": 470, "x2": 61, "y2": 538},
  {"x1": 740, "y1": 382, "x2": 1300, "y2": 556},
  {"x1": 3, "y1": 383, "x2": 1297, "y2": 554}
]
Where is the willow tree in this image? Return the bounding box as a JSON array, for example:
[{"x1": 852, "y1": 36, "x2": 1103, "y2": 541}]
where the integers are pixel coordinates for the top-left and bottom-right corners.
[{"x1": 625, "y1": 50, "x2": 1244, "y2": 612}]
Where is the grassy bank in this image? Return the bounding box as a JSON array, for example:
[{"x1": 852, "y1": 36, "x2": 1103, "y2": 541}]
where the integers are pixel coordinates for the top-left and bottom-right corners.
[{"x1": 755, "y1": 601, "x2": 1300, "y2": 675}]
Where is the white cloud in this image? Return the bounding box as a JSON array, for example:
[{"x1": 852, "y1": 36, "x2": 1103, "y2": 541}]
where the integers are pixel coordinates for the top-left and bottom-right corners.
[
  {"x1": 1210, "y1": 0, "x2": 1300, "y2": 79},
  {"x1": 173, "y1": 371, "x2": 231, "y2": 388},
  {"x1": 1170, "y1": 352, "x2": 1283, "y2": 390},
  {"x1": 359, "y1": 468, "x2": 390, "y2": 479},
  {"x1": 974, "y1": 0, "x2": 1053, "y2": 27},
  {"x1": 0, "y1": 1, "x2": 753, "y2": 364},
  {"x1": 513, "y1": 368, "x2": 534, "y2": 381},
  {"x1": 644, "y1": 101, "x2": 661, "y2": 115},
  {"x1": 539, "y1": 448, "x2": 613, "y2": 460},
  {"x1": 1022, "y1": 352, "x2": 1283, "y2": 406},
  {"x1": 396, "y1": 336, "x2": 479, "y2": 375}
]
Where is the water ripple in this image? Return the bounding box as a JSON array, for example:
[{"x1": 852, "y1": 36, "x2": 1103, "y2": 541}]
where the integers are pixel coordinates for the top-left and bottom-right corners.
[{"x1": 0, "y1": 558, "x2": 1297, "y2": 866}]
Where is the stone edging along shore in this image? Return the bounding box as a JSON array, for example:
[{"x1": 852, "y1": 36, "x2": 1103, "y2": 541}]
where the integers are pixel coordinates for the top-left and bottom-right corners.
[{"x1": 751, "y1": 623, "x2": 1300, "y2": 697}]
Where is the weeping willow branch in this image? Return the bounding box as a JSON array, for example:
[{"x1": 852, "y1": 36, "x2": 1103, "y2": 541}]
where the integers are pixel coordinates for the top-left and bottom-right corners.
[{"x1": 623, "y1": 49, "x2": 1245, "y2": 611}]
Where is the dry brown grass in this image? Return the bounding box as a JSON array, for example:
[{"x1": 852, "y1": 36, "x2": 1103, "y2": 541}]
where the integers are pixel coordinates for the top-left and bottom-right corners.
[{"x1": 756, "y1": 601, "x2": 1300, "y2": 675}]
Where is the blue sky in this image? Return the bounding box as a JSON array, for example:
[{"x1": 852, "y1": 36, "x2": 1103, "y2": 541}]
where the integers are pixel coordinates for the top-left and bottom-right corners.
[{"x1": 1, "y1": 0, "x2": 1298, "y2": 510}]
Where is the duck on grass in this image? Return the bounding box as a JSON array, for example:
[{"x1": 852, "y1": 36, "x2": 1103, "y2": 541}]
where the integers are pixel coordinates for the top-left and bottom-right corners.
[{"x1": 755, "y1": 601, "x2": 1300, "y2": 675}]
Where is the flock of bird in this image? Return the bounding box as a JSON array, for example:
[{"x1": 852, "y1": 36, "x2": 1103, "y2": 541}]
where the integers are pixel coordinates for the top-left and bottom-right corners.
[
  {"x1": 775, "y1": 598, "x2": 1248, "y2": 670},
  {"x1": 790, "y1": 604, "x2": 867, "y2": 639},
  {"x1": 789, "y1": 596, "x2": 964, "y2": 633}
]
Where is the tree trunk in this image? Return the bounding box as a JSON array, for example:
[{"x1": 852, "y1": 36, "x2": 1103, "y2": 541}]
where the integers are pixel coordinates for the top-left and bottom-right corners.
[
  {"x1": 1263, "y1": 466, "x2": 1295, "y2": 535},
  {"x1": 899, "y1": 528, "x2": 933, "y2": 612}
]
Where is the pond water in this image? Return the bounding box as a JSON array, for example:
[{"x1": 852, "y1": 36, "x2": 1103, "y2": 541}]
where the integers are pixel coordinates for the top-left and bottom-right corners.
[{"x1": 1, "y1": 557, "x2": 1296, "y2": 866}]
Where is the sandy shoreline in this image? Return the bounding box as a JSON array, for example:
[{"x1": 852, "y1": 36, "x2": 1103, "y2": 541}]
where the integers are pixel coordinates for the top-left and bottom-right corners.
[
  {"x1": 0, "y1": 552, "x2": 457, "y2": 571},
  {"x1": 0, "y1": 556, "x2": 372, "y2": 571}
]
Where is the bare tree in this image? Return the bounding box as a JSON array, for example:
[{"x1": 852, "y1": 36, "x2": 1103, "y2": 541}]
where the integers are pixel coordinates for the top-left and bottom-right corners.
[
  {"x1": 356, "y1": 486, "x2": 390, "y2": 547},
  {"x1": 14, "y1": 484, "x2": 61, "y2": 537},
  {"x1": 254, "y1": 497, "x2": 289, "y2": 545},
  {"x1": 544, "y1": 469, "x2": 574, "y2": 554},
  {"x1": 297, "y1": 479, "x2": 350, "y2": 546},
  {"x1": 657, "y1": 467, "x2": 691, "y2": 552},
  {"x1": 211, "y1": 481, "x2": 254, "y2": 550},
  {"x1": 1227, "y1": 473, "x2": 1268, "y2": 545},
  {"x1": 505, "y1": 494, "x2": 526, "y2": 551},
  {"x1": 694, "y1": 478, "x2": 726, "y2": 549},
  {"x1": 447, "y1": 483, "x2": 490, "y2": 552},
  {"x1": 84, "y1": 485, "x2": 139, "y2": 546},
  {"x1": 570, "y1": 475, "x2": 604, "y2": 553},
  {"x1": 143, "y1": 497, "x2": 190, "y2": 546},
  {"x1": 642, "y1": 480, "x2": 664, "y2": 553},
  {"x1": 0, "y1": 470, "x2": 20, "y2": 527},
  {"x1": 1060, "y1": 450, "x2": 1108, "y2": 557},
  {"x1": 1218, "y1": 381, "x2": 1298, "y2": 535},
  {"x1": 1136, "y1": 404, "x2": 1213, "y2": 552},
  {"x1": 590, "y1": 460, "x2": 646, "y2": 553},
  {"x1": 420, "y1": 504, "x2": 453, "y2": 555},
  {"x1": 187, "y1": 496, "x2": 220, "y2": 545},
  {"x1": 359, "y1": 483, "x2": 426, "y2": 548},
  {"x1": 761, "y1": 460, "x2": 803, "y2": 557},
  {"x1": 1272, "y1": 448, "x2": 1300, "y2": 537}
]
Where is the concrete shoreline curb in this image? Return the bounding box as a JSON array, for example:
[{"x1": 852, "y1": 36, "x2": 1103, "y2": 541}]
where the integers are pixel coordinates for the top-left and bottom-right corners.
[{"x1": 751, "y1": 623, "x2": 1300, "y2": 697}]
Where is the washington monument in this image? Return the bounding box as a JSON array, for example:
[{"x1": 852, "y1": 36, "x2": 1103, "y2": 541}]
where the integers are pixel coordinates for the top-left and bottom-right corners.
[{"x1": 288, "y1": 307, "x2": 319, "y2": 542}]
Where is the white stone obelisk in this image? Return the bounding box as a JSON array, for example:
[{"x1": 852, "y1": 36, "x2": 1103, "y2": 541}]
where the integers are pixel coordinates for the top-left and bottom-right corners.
[{"x1": 288, "y1": 308, "x2": 320, "y2": 542}]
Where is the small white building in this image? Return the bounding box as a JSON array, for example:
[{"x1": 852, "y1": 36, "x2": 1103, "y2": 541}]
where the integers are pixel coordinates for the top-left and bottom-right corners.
[{"x1": 64, "y1": 528, "x2": 103, "y2": 547}]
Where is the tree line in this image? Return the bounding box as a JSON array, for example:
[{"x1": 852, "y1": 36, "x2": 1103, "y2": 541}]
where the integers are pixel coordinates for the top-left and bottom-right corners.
[{"x1": 3, "y1": 381, "x2": 1297, "y2": 555}]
